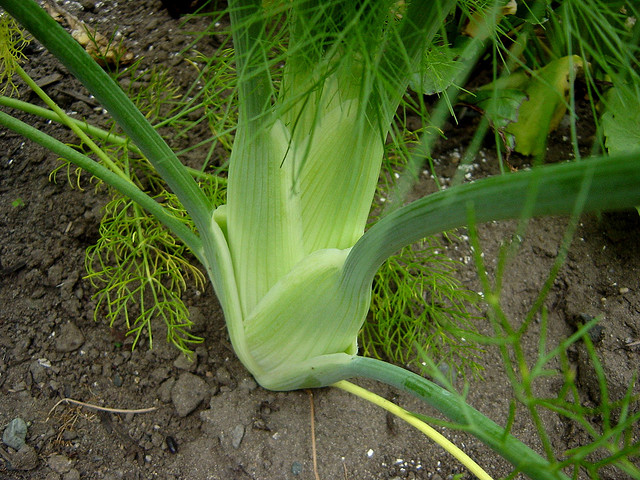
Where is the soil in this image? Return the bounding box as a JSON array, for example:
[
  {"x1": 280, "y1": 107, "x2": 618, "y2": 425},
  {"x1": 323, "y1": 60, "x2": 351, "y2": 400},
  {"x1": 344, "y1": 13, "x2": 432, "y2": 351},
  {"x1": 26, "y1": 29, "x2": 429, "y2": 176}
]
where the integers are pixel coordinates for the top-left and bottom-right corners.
[{"x1": 1, "y1": 1, "x2": 639, "y2": 480}]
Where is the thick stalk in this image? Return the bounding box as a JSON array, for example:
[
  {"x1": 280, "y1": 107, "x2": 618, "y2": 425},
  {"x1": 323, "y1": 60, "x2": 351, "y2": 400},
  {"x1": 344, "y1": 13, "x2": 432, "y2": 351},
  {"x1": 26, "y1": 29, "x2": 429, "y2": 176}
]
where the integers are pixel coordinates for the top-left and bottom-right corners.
[
  {"x1": 0, "y1": 96, "x2": 227, "y2": 184},
  {"x1": 343, "y1": 153, "x2": 640, "y2": 295},
  {"x1": 348, "y1": 356, "x2": 571, "y2": 480},
  {"x1": 228, "y1": 0, "x2": 274, "y2": 126},
  {"x1": 333, "y1": 380, "x2": 494, "y2": 480},
  {"x1": 0, "y1": 110, "x2": 204, "y2": 261}
]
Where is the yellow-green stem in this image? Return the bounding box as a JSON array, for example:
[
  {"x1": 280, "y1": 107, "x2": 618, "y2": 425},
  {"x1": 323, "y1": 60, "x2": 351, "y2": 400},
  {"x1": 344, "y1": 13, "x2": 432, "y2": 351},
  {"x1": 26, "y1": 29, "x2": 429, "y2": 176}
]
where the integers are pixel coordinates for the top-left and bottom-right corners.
[
  {"x1": 15, "y1": 63, "x2": 129, "y2": 181},
  {"x1": 332, "y1": 380, "x2": 494, "y2": 480}
]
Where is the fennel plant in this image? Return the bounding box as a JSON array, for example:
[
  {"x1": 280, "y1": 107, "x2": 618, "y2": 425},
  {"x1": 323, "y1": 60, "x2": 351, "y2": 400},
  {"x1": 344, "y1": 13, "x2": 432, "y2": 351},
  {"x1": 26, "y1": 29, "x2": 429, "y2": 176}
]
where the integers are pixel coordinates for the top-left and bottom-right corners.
[{"x1": 2, "y1": 1, "x2": 640, "y2": 479}]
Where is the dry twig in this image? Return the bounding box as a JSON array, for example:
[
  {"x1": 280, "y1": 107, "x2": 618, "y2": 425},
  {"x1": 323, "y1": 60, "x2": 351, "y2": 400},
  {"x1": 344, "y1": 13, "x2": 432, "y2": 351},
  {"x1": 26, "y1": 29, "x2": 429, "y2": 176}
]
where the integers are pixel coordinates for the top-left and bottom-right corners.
[
  {"x1": 306, "y1": 390, "x2": 321, "y2": 480},
  {"x1": 48, "y1": 397, "x2": 157, "y2": 420}
]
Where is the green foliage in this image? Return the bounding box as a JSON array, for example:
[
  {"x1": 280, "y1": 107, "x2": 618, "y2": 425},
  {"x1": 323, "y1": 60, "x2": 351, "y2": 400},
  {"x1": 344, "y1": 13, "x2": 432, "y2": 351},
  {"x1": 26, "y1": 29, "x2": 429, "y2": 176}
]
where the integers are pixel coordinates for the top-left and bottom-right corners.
[
  {"x1": 460, "y1": 1, "x2": 640, "y2": 159},
  {"x1": 602, "y1": 86, "x2": 640, "y2": 155},
  {"x1": 398, "y1": 214, "x2": 640, "y2": 479},
  {"x1": 464, "y1": 216, "x2": 640, "y2": 479},
  {"x1": 502, "y1": 56, "x2": 584, "y2": 156},
  {"x1": 3, "y1": 0, "x2": 640, "y2": 477},
  {"x1": 45, "y1": 64, "x2": 227, "y2": 352},
  {"x1": 200, "y1": 47, "x2": 238, "y2": 153},
  {"x1": 411, "y1": 43, "x2": 467, "y2": 96},
  {"x1": 362, "y1": 239, "x2": 482, "y2": 376},
  {"x1": 85, "y1": 195, "x2": 206, "y2": 352},
  {"x1": 463, "y1": 87, "x2": 527, "y2": 150},
  {"x1": 0, "y1": 12, "x2": 30, "y2": 95}
]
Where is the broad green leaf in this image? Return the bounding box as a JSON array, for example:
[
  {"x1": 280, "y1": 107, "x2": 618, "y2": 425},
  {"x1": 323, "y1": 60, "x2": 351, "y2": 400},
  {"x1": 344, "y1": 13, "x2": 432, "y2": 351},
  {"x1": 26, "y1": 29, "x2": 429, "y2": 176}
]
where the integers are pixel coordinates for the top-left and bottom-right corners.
[
  {"x1": 602, "y1": 85, "x2": 640, "y2": 214},
  {"x1": 505, "y1": 55, "x2": 584, "y2": 156},
  {"x1": 463, "y1": 88, "x2": 528, "y2": 149},
  {"x1": 602, "y1": 86, "x2": 640, "y2": 155},
  {"x1": 471, "y1": 56, "x2": 583, "y2": 156}
]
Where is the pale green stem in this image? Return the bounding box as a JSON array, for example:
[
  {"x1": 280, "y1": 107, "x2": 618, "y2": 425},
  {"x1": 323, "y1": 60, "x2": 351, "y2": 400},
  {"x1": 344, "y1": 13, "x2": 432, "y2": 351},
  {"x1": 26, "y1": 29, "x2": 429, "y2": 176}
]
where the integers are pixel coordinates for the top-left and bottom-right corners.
[
  {"x1": 0, "y1": 110, "x2": 204, "y2": 261},
  {"x1": 0, "y1": 95, "x2": 120, "y2": 142},
  {"x1": 333, "y1": 380, "x2": 494, "y2": 480},
  {"x1": 347, "y1": 356, "x2": 571, "y2": 480},
  {"x1": 0, "y1": 95, "x2": 227, "y2": 184},
  {"x1": 14, "y1": 63, "x2": 128, "y2": 180}
]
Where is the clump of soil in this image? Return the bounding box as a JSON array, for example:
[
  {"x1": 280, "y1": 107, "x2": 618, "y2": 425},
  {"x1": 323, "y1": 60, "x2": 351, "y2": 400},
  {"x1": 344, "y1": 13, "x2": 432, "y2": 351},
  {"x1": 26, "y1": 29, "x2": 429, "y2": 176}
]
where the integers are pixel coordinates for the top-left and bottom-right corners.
[{"x1": 1, "y1": 1, "x2": 639, "y2": 479}]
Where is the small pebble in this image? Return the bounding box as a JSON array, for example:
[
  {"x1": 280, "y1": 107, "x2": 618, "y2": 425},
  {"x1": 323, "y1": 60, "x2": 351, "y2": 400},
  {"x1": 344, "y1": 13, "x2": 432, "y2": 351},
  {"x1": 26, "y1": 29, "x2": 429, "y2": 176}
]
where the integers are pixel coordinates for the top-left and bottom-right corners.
[
  {"x1": 54, "y1": 323, "x2": 84, "y2": 353},
  {"x1": 30, "y1": 360, "x2": 49, "y2": 384},
  {"x1": 171, "y1": 372, "x2": 208, "y2": 417},
  {"x1": 620, "y1": 287, "x2": 630, "y2": 294},
  {"x1": 238, "y1": 377, "x2": 257, "y2": 392},
  {"x1": 48, "y1": 453, "x2": 73, "y2": 474},
  {"x1": 3, "y1": 417, "x2": 28, "y2": 450},
  {"x1": 231, "y1": 425, "x2": 244, "y2": 449},
  {"x1": 62, "y1": 430, "x2": 78, "y2": 441},
  {"x1": 112, "y1": 373, "x2": 124, "y2": 387},
  {"x1": 158, "y1": 378, "x2": 176, "y2": 403},
  {"x1": 291, "y1": 461, "x2": 302, "y2": 475},
  {"x1": 215, "y1": 367, "x2": 232, "y2": 386},
  {"x1": 150, "y1": 367, "x2": 170, "y2": 383},
  {"x1": 63, "y1": 469, "x2": 81, "y2": 480},
  {"x1": 173, "y1": 353, "x2": 197, "y2": 371}
]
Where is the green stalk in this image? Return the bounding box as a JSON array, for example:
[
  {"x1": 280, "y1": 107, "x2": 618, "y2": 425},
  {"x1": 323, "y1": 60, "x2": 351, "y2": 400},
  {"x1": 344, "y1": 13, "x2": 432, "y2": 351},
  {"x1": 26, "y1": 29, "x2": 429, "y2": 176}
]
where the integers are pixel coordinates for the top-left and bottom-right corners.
[
  {"x1": 343, "y1": 153, "x2": 640, "y2": 293},
  {"x1": 0, "y1": 0, "x2": 212, "y2": 233},
  {"x1": 0, "y1": 110, "x2": 204, "y2": 261},
  {"x1": 0, "y1": 95, "x2": 122, "y2": 145},
  {"x1": 14, "y1": 63, "x2": 129, "y2": 180},
  {"x1": 229, "y1": 0, "x2": 274, "y2": 125},
  {"x1": 347, "y1": 356, "x2": 571, "y2": 480},
  {"x1": 0, "y1": 95, "x2": 228, "y2": 184},
  {"x1": 333, "y1": 380, "x2": 494, "y2": 480}
]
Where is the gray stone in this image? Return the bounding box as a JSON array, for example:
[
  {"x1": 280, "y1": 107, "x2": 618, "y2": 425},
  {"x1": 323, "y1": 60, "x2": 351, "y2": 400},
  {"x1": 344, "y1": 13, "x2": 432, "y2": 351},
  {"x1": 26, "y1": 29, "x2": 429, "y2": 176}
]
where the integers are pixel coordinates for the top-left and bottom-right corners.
[
  {"x1": 215, "y1": 367, "x2": 232, "y2": 386},
  {"x1": 47, "y1": 453, "x2": 73, "y2": 474},
  {"x1": 150, "y1": 366, "x2": 170, "y2": 384},
  {"x1": 30, "y1": 359, "x2": 50, "y2": 384},
  {"x1": 238, "y1": 377, "x2": 257, "y2": 392},
  {"x1": 47, "y1": 264, "x2": 64, "y2": 286},
  {"x1": 11, "y1": 444, "x2": 38, "y2": 470},
  {"x1": 173, "y1": 353, "x2": 197, "y2": 372},
  {"x1": 112, "y1": 373, "x2": 123, "y2": 387},
  {"x1": 157, "y1": 378, "x2": 175, "y2": 403},
  {"x1": 54, "y1": 323, "x2": 84, "y2": 352},
  {"x1": 171, "y1": 373, "x2": 208, "y2": 417},
  {"x1": 231, "y1": 424, "x2": 244, "y2": 449},
  {"x1": 188, "y1": 306, "x2": 207, "y2": 334},
  {"x1": 62, "y1": 430, "x2": 78, "y2": 441},
  {"x1": 3, "y1": 417, "x2": 27, "y2": 450},
  {"x1": 199, "y1": 409, "x2": 218, "y2": 437},
  {"x1": 63, "y1": 468, "x2": 81, "y2": 480}
]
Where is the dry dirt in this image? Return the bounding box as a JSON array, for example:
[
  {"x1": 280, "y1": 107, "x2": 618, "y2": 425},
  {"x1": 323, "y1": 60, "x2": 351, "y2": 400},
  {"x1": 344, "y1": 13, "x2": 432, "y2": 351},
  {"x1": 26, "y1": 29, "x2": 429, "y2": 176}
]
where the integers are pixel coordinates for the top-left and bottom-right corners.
[{"x1": 1, "y1": 1, "x2": 639, "y2": 479}]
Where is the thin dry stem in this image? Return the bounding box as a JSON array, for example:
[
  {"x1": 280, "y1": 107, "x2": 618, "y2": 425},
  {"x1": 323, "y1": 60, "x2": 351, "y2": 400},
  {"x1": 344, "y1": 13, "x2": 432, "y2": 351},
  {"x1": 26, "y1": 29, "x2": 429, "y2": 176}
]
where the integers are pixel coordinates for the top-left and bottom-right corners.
[
  {"x1": 47, "y1": 397, "x2": 158, "y2": 419},
  {"x1": 306, "y1": 389, "x2": 321, "y2": 480}
]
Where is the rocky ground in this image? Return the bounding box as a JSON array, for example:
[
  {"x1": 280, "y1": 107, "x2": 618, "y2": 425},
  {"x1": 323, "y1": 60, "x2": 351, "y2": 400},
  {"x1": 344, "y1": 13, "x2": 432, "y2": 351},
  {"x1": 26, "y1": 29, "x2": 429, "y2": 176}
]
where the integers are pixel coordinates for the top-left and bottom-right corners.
[{"x1": 1, "y1": 1, "x2": 639, "y2": 479}]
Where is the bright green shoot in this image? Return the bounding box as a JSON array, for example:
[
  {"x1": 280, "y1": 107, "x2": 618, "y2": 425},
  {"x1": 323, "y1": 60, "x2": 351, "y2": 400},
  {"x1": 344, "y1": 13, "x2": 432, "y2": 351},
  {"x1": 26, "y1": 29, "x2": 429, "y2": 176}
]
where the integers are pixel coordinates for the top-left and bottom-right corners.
[{"x1": 2, "y1": 1, "x2": 640, "y2": 479}]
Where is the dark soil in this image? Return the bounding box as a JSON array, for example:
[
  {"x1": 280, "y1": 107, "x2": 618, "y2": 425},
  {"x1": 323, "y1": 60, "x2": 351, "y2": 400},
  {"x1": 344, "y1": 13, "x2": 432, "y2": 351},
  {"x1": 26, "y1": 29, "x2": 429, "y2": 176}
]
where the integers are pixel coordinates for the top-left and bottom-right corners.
[{"x1": 1, "y1": 1, "x2": 639, "y2": 479}]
